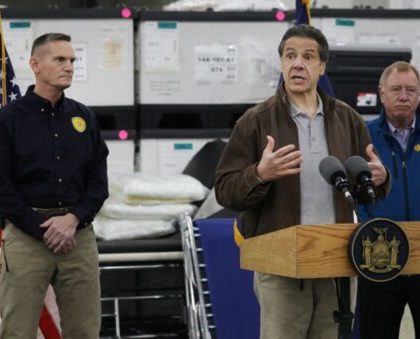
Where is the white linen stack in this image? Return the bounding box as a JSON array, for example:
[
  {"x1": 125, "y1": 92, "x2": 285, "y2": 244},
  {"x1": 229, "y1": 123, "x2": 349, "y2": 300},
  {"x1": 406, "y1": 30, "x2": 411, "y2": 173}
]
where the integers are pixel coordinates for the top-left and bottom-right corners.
[{"x1": 93, "y1": 173, "x2": 209, "y2": 240}]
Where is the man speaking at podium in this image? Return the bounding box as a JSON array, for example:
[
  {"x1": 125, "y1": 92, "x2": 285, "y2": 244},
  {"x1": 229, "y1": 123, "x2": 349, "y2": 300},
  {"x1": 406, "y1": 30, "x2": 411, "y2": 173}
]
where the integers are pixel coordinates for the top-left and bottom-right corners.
[
  {"x1": 215, "y1": 24, "x2": 389, "y2": 339},
  {"x1": 356, "y1": 61, "x2": 420, "y2": 339}
]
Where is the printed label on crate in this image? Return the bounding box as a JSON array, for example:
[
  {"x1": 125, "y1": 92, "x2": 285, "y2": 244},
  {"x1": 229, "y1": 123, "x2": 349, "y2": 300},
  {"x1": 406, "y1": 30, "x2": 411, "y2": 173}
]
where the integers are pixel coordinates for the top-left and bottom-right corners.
[{"x1": 195, "y1": 44, "x2": 238, "y2": 84}]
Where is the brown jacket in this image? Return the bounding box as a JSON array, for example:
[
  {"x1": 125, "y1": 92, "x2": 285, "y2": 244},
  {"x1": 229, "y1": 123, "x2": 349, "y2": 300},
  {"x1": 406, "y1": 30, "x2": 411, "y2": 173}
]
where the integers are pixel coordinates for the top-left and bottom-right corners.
[{"x1": 214, "y1": 85, "x2": 389, "y2": 239}]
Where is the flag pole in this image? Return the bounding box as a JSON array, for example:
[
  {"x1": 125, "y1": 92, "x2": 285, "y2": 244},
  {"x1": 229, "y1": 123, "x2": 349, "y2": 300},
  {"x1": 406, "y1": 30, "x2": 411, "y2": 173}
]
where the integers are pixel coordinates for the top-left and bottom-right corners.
[
  {"x1": 0, "y1": 10, "x2": 3, "y2": 245},
  {"x1": 0, "y1": 11, "x2": 7, "y2": 107}
]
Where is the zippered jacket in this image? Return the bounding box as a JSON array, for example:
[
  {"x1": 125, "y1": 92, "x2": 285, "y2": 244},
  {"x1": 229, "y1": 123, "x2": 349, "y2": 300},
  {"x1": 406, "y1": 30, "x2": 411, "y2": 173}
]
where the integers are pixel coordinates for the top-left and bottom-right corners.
[
  {"x1": 215, "y1": 85, "x2": 389, "y2": 239},
  {"x1": 358, "y1": 110, "x2": 420, "y2": 222}
]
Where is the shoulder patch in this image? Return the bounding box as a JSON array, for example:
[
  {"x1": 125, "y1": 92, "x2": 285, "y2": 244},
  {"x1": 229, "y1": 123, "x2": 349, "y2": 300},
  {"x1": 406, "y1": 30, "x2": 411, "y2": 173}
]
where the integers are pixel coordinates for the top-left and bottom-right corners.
[{"x1": 71, "y1": 117, "x2": 86, "y2": 133}]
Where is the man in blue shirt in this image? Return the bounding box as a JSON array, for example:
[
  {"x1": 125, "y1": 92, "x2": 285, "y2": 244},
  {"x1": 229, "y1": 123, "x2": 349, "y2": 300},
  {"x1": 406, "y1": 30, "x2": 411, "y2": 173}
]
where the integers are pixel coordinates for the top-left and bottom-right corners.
[
  {"x1": 0, "y1": 33, "x2": 109, "y2": 338},
  {"x1": 357, "y1": 61, "x2": 420, "y2": 339}
]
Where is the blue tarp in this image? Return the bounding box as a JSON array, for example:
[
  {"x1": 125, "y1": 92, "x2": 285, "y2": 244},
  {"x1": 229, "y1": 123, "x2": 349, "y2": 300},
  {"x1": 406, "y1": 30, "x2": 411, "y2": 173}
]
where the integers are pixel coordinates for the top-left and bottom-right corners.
[{"x1": 195, "y1": 218, "x2": 260, "y2": 339}]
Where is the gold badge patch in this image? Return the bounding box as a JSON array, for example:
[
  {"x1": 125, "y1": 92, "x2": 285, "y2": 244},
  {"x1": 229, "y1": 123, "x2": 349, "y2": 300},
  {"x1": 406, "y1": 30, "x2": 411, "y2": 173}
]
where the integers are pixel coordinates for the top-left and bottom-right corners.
[
  {"x1": 414, "y1": 144, "x2": 420, "y2": 152},
  {"x1": 71, "y1": 117, "x2": 86, "y2": 133}
]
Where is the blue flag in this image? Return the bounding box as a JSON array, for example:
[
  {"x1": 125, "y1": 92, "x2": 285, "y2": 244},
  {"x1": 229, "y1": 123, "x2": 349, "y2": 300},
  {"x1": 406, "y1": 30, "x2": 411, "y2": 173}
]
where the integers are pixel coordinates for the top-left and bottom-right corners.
[
  {"x1": 0, "y1": 28, "x2": 21, "y2": 108},
  {"x1": 296, "y1": 0, "x2": 311, "y2": 25},
  {"x1": 278, "y1": 1, "x2": 335, "y2": 96},
  {"x1": 295, "y1": 0, "x2": 335, "y2": 96}
]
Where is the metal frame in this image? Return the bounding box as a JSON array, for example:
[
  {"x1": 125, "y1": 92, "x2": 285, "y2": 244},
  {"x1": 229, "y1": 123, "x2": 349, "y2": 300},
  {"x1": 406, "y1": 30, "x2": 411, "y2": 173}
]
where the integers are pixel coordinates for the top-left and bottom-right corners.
[
  {"x1": 179, "y1": 214, "x2": 213, "y2": 339},
  {"x1": 99, "y1": 257, "x2": 184, "y2": 338}
]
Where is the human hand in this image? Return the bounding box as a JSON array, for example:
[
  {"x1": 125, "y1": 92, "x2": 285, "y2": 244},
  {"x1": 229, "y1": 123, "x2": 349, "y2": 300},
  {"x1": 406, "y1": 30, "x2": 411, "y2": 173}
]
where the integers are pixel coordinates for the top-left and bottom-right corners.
[
  {"x1": 365, "y1": 144, "x2": 387, "y2": 186},
  {"x1": 41, "y1": 213, "x2": 79, "y2": 254},
  {"x1": 256, "y1": 135, "x2": 302, "y2": 183}
]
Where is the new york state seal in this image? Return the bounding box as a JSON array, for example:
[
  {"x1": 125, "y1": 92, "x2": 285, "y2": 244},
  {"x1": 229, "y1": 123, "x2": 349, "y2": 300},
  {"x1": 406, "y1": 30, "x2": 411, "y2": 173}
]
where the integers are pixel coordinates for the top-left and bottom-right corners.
[{"x1": 349, "y1": 218, "x2": 409, "y2": 282}]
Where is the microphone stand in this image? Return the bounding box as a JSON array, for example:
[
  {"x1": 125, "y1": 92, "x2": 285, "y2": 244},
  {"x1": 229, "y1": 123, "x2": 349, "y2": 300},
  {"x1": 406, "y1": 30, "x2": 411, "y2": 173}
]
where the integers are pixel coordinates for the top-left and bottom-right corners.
[
  {"x1": 334, "y1": 199, "x2": 358, "y2": 339},
  {"x1": 334, "y1": 278, "x2": 353, "y2": 339}
]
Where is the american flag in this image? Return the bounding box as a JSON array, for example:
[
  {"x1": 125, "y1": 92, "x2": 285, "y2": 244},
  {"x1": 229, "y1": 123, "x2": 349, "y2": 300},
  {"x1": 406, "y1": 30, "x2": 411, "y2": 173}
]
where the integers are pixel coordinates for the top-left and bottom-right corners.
[
  {"x1": 0, "y1": 15, "x2": 62, "y2": 339},
  {"x1": 0, "y1": 42, "x2": 21, "y2": 108}
]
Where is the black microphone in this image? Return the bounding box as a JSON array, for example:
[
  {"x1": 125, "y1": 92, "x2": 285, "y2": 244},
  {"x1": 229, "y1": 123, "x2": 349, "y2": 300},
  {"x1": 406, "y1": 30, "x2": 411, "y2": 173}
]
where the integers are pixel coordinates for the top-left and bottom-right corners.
[
  {"x1": 319, "y1": 156, "x2": 354, "y2": 205},
  {"x1": 344, "y1": 156, "x2": 375, "y2": 200}
]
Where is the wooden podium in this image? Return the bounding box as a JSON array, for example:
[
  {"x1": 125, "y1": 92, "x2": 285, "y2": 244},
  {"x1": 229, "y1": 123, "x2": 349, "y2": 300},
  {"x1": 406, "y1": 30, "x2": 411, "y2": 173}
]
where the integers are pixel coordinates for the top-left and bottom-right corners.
[{"x1": 240, "y1": 222, "x2": 420, "y2": 278}]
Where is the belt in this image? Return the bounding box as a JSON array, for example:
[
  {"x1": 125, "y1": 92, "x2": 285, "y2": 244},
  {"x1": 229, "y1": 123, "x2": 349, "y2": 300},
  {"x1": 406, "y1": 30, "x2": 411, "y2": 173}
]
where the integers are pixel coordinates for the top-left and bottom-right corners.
[{"x1": 32, "y1": 206, "x2": 73, "y2": 217}]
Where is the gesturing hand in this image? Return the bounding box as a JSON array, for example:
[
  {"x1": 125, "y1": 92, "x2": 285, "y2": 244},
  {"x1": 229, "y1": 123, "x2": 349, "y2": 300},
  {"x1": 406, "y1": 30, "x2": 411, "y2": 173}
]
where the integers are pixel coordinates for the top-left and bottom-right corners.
[
  {"x1": 365, "y1": 144, "x2": 388, "y2": 186},
  {"x1": 256, "y1": 135, "x2": 302, "y2": 183}
]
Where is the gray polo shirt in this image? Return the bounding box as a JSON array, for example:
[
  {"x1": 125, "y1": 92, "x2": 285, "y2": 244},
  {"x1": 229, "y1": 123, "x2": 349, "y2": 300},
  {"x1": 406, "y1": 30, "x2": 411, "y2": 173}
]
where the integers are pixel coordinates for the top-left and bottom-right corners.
[{"x1": 289, "y1": 97, "x2": 335, "y2": 225}]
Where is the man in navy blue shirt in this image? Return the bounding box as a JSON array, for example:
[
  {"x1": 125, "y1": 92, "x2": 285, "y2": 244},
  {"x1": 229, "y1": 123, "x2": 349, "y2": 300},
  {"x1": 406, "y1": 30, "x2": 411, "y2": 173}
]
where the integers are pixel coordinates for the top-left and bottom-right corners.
[{"x1": 0, "y1": 33, "x2": 109, "y2": 338}]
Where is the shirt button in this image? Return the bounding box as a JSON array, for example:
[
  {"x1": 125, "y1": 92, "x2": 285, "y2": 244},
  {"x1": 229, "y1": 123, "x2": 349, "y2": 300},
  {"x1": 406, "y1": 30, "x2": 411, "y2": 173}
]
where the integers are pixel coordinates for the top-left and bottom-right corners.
[
  {"x1": 58, "y1": 201, "x2": 62, "y2": 206},
  {"x1": 56, "y1": 155, "x2": 60, "y2": 160},
  {"x1": 51, "y1": 112, "x2": 55, "y2": 117},
  {"x1": 54, "y1": 133, "x2": 58, "y2": 138},
  {"x1": 58, "y1": 178, "x2": 62, "y2": 183},
  {"x1": 41, "y1": 108, "x2": 45, "y2": 112}
]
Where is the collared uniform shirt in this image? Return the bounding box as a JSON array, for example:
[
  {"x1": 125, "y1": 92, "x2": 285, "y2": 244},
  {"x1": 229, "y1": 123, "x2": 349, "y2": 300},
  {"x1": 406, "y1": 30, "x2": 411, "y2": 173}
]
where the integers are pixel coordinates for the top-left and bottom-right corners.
[{"x1": 0, "y1": 86, "x2": 109, "y2": 240}]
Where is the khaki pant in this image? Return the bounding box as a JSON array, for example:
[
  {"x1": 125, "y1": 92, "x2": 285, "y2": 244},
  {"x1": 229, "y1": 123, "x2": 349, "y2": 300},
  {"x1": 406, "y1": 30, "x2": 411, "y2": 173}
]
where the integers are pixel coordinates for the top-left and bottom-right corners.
[
  {"x1": 254, "y1": 273, "x2": 338, "y2": 339},
  {"x1": 0, "y1": 223, "x2": 101, "y2": 339}
]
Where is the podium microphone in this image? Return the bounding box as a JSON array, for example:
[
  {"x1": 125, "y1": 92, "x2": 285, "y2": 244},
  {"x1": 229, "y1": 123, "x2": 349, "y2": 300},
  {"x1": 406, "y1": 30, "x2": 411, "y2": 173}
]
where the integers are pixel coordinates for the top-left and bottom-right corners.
[
  {"x1": 344, "y1": 156, "x2": 375, "y2": 200},
  {"x1": 319, "y1": 156, "x2": 354, "y2": 206}
]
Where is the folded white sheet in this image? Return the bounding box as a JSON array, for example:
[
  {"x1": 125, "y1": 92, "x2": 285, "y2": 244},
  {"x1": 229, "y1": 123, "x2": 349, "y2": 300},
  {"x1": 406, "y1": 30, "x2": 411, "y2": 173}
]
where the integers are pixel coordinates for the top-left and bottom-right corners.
[
  {"x1": 100, "y1": 196, "x2": 196, "y2": 220},
  {"x1": 93, "y1": 215, "x2": 176, "y2": 240},
  {"x1": 109, "y1": 173, "x2": 209, "y2": 205}
]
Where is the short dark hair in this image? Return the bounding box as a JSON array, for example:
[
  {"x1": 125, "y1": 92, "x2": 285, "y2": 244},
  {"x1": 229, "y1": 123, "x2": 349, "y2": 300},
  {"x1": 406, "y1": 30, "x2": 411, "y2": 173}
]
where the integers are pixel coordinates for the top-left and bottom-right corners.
[
  {"x1": 31, "y1": 33, "x2": 71, "y2": 56},
  {"x1": 278, "y1": 24, "x2": 329, "y2": 63}
]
